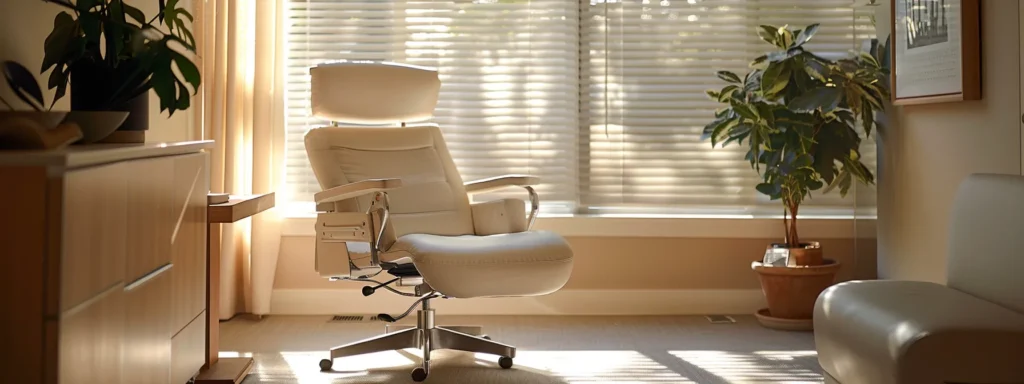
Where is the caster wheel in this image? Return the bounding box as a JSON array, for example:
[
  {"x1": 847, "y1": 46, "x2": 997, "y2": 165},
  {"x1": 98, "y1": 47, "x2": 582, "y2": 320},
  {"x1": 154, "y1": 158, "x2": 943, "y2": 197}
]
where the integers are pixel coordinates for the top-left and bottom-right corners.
[
  {"x1": 319, "y1": 359, "x2": 333, "y2": 371},
  {"x1": 482, "y1": 335, "x2": 491, "y2": 340},
  {"x1": 499, "y1": 356, "x2": 513, "y2": 369},
  {"x1": 411, "y1": 367, "x2": 428, "y2": 382}
]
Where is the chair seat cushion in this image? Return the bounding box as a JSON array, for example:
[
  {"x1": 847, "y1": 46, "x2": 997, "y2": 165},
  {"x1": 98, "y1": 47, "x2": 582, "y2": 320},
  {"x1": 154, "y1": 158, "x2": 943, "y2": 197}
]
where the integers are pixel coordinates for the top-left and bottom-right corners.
[
  {"x1": 814, "y1": 280, "x2": 1024, "y2": 384},
  {"x1": 384, "y1": 230, "x2": 573, "y2": 298}
]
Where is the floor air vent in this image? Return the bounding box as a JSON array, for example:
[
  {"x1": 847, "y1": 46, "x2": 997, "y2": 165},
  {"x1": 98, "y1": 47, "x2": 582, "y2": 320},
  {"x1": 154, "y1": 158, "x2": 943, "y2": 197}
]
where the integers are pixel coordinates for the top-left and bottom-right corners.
[
  {"x1": 705, "y1": 315, "x2": 736, "y2": 324},
  {"x1": 330, "y1": 315, "x2": 365, "y2": 322},
  {"x1": 330, "y1": 315, "x2": 380, "y2": 322}
]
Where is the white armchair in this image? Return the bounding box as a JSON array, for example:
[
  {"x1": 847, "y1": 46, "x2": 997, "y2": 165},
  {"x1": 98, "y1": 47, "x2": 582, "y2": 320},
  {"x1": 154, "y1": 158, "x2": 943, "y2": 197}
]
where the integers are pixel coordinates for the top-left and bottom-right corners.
[{"x1": 304, "y1": 62, "x2": 574, "y2": 382}]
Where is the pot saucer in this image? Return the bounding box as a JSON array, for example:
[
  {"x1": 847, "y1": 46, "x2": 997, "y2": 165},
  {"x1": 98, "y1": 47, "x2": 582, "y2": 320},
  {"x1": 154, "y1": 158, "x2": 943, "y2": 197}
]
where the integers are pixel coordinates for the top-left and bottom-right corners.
[{"x1": 754, "y1": 308, "x2": 813, "y2": 331}]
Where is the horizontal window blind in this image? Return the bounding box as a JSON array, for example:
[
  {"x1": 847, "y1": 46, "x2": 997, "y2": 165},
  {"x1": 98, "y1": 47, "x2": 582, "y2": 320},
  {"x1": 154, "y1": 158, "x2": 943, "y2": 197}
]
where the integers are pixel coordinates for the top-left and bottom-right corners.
[
  {"x1": 581, "y1": 0, "x2": 877, "y2": 216},
  {"x1": 284, "y1": 0, "x2": 580, "y2": 209},
  {"x1": 284, "y1": 0, "x2": 876, "y2": 216}
]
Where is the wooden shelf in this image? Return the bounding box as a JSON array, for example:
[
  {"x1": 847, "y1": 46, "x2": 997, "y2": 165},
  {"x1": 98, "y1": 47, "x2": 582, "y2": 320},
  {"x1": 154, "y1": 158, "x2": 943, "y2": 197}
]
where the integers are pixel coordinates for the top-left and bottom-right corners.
[{"x1": 208, "y1": 192, "x2": 275, "y2": 223}]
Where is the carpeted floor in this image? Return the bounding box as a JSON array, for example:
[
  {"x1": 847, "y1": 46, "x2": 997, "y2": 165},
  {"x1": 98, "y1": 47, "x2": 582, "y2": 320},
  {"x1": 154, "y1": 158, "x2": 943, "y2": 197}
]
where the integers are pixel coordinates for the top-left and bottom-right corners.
[{"x1": 221, "y1": 315, "x2": 824, "y2": 384}]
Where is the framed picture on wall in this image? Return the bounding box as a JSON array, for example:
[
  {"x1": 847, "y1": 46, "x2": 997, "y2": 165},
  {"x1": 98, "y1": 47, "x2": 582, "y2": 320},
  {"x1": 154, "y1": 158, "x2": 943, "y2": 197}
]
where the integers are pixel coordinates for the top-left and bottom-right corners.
[{"x1": 891, "y1": 0, "x2": 980, "y2": 105}]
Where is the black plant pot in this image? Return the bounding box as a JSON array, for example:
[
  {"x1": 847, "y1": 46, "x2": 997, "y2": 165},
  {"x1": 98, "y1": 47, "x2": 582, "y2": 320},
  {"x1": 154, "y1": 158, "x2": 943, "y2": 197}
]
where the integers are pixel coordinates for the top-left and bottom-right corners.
[{"x1": 70, "y1": 60, "x2": 150, "y2": 135}]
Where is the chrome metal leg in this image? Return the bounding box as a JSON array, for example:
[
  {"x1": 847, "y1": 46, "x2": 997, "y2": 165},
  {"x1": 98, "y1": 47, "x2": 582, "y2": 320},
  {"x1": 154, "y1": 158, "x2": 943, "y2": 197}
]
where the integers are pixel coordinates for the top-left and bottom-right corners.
[
  {"x1": 438, "y1": 325, "x2": 483, "y2": 336},
  {"x1": 328, "y1": 327, "x2": 419, "y2": 360},
  {"x1": 321, "y1": 297, "x2": 516, "y2": 380},
  {"x1": 387, "y1": 324, "x2": 483, "y2": 336},
  {"x1": 431, "y1": 327, "x2": 516, "y2": 358}
]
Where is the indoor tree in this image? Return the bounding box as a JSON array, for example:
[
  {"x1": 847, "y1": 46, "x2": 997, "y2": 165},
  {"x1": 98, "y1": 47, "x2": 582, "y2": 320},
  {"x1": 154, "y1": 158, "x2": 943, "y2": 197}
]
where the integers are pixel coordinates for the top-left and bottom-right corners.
[{"x1": 702, "y1": 24, "x2": 889, "y2": 249}]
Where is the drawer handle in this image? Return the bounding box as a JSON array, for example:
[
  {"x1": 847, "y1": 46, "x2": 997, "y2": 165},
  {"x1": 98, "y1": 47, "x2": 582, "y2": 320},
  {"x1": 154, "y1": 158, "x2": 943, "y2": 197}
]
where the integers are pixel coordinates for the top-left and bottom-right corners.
[{"x1": 125, "y1": 263, "x2": 173, "y2": 291}]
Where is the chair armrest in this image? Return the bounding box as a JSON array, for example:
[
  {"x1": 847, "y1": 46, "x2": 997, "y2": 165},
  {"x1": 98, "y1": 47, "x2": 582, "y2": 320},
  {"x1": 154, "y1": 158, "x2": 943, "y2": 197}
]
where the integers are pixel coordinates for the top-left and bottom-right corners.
[
  {"x1": 464, "y1": 174, "x2": 539, "y2": 194},
  {"x1": 314, "y1": 178, "x2": 403, "y2": 204}
]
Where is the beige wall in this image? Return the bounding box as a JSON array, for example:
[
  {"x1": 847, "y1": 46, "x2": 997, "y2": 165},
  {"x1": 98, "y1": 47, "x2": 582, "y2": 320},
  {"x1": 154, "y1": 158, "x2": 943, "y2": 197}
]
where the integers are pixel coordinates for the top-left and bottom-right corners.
[
  {"x1": 0, "y1": 0, "x2": 194, "y2": 143},
  {"x1": 274, "y1": 235, "x2": 877, "y2": 291},
  {"x1": 876, "y1": 1, "x2": 1023, "y2": 282}
]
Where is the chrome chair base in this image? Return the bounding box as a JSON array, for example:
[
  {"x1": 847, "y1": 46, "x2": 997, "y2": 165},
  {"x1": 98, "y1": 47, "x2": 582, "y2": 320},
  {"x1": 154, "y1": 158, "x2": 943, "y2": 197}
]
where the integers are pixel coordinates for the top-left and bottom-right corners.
[{"x1": 319, "y1": 299, "x2": 516, "y2": 382}]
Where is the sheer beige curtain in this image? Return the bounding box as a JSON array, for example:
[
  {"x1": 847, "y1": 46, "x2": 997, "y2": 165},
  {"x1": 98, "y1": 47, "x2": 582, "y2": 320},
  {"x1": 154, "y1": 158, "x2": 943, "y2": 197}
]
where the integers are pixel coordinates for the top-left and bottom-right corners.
[{"x1": 196, "y1": 0, "x2": 285, "y2": 319}]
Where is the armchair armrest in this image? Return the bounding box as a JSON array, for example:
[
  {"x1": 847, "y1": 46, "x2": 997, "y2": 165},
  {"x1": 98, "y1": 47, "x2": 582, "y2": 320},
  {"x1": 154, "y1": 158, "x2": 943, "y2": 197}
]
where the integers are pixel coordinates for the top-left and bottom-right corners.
[
  {"x1": 464, "y1": 174, "x2": 539, "y2": 194},
  {"x1": 314, "y1": 178, "x2": 403, "y2": 204}
]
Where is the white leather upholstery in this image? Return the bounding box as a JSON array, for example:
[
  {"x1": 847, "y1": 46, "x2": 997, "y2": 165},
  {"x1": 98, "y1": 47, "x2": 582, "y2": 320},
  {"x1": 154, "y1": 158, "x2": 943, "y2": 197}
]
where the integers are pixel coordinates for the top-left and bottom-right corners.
[
  {"x1": 310, "y1": 62, "x2": 441, "y2": 124},
  {"x1": 814, "y1": 174, "x2": 1024, "y2": 384},
  {"x1": 386, "y1": 231, "x2": 572, "y2": 298},
  {"x1": 305, "y1": 124, "x2": 476, "y2": 247},
  {"x1": 470, "y1": 199, "x2": 527, "y2": 236},
  {"x1": 304, "y1": 62, "x2": 572, "y2": 298}
]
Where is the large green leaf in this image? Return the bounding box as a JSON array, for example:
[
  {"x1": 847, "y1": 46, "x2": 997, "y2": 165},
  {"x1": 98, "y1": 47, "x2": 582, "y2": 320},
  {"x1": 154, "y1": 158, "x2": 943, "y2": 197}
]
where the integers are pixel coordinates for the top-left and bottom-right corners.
[
  {"x1": 716, "y1": 70, "x2": 742, "y2": 84},
  {"x1": 151, "y1": 54, "x2": 176, "y2": 114},
  {"x1": 42, "y1": 12, "x2": 77, "y2": 73},
  {"x1": 760, "y1": 61, "x2": 791, "y2": 97},
  {"x1": 788, "y1": 87, "x2": 843, "y2": 113},
  {"x1": 702, "y1": 115, "x2": 731, "y2": 140},
  {"x1": 730, "y1": 100, "x2": 759, "y2": 120},
  {"x1": 778, "y1": 25, "x2": 794, "y2": 49},
  {"x1": 860, "y1": 104, "x2": 874, "y2": 138},
  {"x1": 712, "y1": 121, "x2": 743, "y2": 147},
  {"x1": 793, "y1": 24, "x2": 820, "y2": 47},
  {"x1": 722, "y1": 123, "x2": 753, "y2": 147},
  {"x1": 122, "y1": 3, "x2": 147, "y2": 25},
  {"x1": 756, "y1": 182, "x2": 781, "y2": 196},
  {"x1": 172, "y1": 52, "x2": 201, "y2": 91},
  {"x1": 757, "y1": 25, "x2": 779, "y2": 46},
  {"x1": 718, "y1": 85, "x2": 739, "y2": 102}
]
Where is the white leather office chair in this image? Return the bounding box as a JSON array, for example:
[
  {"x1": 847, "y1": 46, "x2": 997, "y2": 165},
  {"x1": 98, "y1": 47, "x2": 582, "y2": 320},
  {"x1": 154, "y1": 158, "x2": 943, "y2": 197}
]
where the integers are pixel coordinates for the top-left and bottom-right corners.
[{"x1": 304, "y1": 62, "x2": 574, "y2": 382}]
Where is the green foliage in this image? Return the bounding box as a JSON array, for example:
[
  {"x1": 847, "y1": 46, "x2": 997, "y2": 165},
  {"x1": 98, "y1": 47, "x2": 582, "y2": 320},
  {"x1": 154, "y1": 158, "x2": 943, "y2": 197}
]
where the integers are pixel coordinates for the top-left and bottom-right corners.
[
  {"x1": 40, "y1": 0, "x2": 200, "y2": 116},
  {"x1": 702, "y1": 24, "x2": 890, "y2": 246}
]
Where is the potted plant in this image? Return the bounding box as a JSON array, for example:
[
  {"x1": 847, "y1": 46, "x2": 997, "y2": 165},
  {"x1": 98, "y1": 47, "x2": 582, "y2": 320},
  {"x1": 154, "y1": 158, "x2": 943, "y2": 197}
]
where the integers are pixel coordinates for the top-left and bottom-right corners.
[
  {"x1": 702, "y1": 24, "x2": 889, "y2": 329},
  {"x1": 39, "y1": 0, "x2": 200, "y2": 142}
]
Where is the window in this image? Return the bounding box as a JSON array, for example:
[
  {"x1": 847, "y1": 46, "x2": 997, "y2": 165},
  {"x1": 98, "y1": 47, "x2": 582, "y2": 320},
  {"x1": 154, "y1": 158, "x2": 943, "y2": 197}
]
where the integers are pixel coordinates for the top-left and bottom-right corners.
[{"x1": 284, "y1": 0, "x2": 876, "y2": 217}]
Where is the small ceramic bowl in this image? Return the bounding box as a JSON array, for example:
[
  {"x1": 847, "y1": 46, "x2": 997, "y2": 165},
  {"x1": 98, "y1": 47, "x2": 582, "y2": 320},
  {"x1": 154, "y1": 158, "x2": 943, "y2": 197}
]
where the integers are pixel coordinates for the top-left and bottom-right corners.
[{"x1": 63, "y1": 111, "x2": 130, "y2": 144}]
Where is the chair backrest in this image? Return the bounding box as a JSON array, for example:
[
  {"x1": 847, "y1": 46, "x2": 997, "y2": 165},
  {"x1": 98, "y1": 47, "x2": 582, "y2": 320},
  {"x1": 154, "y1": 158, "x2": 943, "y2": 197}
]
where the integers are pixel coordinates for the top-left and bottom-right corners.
[
  {"x1": 947, "y1": 174, "x2": 1024, "y2": 313},
  {"x1": 304, "y1": 125, "x2": 476, "y2": 240},
  {"x1": 305, "y1": 61, "x2": 473, "y2": 242}
]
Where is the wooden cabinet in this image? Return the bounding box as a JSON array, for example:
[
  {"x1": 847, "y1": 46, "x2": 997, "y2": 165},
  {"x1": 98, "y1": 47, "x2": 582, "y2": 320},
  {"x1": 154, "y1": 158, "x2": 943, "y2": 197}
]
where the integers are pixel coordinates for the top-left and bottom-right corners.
[
  {"x1": 123, "y1": 265, "x2": 173, "y2": 384},
  {"x1": 59, "y1": 284, "x2": 125, "y2": 384},
  {"x1": 62, "y1": 163, "x2": 128, "y2": 312},
  {"x1": 0, "y1": 142, "x2": 212, "y2": 384},
  {"x1": 171, "y1": 154, "x2": 209, "y2": 332}
]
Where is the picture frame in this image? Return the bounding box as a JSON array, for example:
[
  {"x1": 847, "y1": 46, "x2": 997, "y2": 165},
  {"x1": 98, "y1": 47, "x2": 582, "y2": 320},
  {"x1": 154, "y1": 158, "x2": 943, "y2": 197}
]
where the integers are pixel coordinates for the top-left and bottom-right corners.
[{"x1": 890, "y1": 0, "x2": 981, "y2": 105}]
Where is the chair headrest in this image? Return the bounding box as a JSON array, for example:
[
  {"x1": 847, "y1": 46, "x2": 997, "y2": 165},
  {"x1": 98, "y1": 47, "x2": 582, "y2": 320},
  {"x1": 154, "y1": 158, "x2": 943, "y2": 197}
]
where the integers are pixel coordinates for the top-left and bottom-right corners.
[{"x1": 310, "y1": 62, "x2": 441, "y2": 125}]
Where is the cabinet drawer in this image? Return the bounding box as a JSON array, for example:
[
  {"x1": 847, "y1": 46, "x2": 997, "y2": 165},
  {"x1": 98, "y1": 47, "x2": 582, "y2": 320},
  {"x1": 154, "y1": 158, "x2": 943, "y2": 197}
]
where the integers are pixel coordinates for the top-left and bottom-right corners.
[
  {"x1": 62, "y1": 163, "x2": 127, "y2": 311},
  {"x1": 171, "y1": 310, "x2": 206, "y2": 384},
  {"x1": 171, "y1": 153, "x2": 208, "y2": 331},
  {"x1": 123, "y1": 264, "x2": 173, "y2": 384},
  {"x1": 126, "y1": 157, "x2": 177, "y2": 283},
  {"x1": 60, "y1": 284, "x2": 124, "y2": 384}
]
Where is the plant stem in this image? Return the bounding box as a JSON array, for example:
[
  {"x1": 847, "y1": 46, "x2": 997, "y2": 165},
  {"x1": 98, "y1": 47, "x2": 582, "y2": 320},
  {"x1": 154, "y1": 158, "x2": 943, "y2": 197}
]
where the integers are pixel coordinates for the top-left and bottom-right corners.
[
  {"x1": 788, "y1": 202, "x2": 800, "y2": 247},
  {"x1": 782, "y1": 207, "x2": 790, "y2": 246}
]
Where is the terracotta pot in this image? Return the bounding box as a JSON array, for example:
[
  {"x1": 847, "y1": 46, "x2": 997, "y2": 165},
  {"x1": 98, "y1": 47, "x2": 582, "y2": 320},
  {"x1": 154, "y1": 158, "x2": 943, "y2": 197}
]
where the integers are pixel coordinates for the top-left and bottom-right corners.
[{"x1": 752, "y1": 258, "x2": 841, "y2": 320}]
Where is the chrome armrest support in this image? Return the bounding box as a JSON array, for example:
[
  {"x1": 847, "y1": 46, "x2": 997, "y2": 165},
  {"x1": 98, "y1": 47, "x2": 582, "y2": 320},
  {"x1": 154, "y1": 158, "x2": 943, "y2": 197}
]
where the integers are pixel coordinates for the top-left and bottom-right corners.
[
  {"x1": 365, "y1": 191, "x2": 392, "y2": 267},
  {"x1": 525, "y1": 186, "x2": 539, "y2": 230}
]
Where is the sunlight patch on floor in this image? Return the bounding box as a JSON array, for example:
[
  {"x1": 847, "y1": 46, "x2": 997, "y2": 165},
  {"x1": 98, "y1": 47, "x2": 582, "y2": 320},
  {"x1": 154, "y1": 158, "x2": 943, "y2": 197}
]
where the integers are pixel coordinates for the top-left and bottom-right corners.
[
  {"x1": 277, "y1": 350, "x2": 415, "y2": 384},
  {"x1": 509, "y1": 350, "x2": 696, "y2": 383},
  {"x1": 670, "y1": 350, "x2": 822, "y2": 384}
]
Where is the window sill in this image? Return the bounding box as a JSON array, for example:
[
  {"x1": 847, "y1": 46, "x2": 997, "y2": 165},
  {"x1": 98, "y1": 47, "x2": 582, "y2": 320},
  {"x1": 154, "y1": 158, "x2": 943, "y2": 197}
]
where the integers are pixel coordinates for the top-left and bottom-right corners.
[{"x1": 282, "y1": 214, "x2": 876, "y2": 239}]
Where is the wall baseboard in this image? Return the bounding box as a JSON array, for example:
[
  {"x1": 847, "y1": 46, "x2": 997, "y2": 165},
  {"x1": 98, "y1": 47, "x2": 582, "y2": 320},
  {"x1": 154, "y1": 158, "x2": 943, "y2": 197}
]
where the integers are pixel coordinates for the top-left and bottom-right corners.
[{"x1": 270, "y1": 289, "x2": 767, "y2": 316}]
